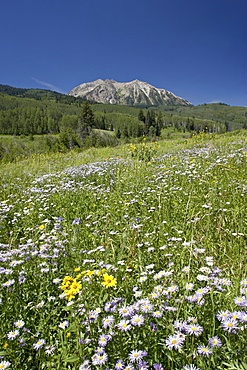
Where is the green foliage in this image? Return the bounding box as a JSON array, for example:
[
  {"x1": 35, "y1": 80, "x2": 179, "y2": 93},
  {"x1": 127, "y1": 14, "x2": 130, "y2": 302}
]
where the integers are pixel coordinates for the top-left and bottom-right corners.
[
  {"x1": 161, "y1": 103, "x2": 247, "y2": 130},
  {"x1": 0, "y1": 83, "x2": 85, "y2": 104},
  {"x1": 0, "y1": 85, "x2": 247, "y2": 166},
  {"x1": 127, "y1": 140, "x2": 160, "y2": 161},
  {"x1": 80, "y1": 101, "x2": 95, "y2": 127},
  {"x1": 0, "y1": 131, "x2": 247, "y2": 369},
  {"x1": 223, "y1": 361, "x2": 247, "y2": 370}
]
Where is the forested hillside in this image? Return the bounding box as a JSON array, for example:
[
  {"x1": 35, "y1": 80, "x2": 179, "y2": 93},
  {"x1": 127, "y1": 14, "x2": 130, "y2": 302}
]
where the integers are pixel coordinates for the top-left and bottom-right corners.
[
  {"x1": 160, "y1": 103, "x2": 247, "y2": 130},
  {"x1": 0, "y1": 84, "x2": 246, "y2": 160}
]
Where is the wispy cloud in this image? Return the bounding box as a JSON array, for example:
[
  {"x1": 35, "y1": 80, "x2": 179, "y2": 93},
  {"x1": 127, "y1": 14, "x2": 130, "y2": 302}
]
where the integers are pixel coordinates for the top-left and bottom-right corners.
[
  {"x1": 31, "y1": 77, "x2": 66, "y2": 94},
  {"x1": 207, "y1": 100, "x2": 224, "y2": 104}
]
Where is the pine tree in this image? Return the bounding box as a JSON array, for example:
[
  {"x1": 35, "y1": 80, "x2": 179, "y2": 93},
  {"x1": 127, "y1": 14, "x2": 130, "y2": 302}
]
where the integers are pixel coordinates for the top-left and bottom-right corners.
[
  {"x1": 144, "y1": 111, "x2": 152, "y2": 135},
  {"x1": 115, "y1": 127, "x2": 121, "y2": 138},
  {"x1": 155, "y1": 111, "x2": 163, "y2": 136},
  {"x1": 80, "y1": 101, "x2": 95, "y2": 127},
  {"x1": 78, "y1": 101, "x2": 95, "y2": 141},
  {"x1": 138, "y1": 109, "x2": 146, "y2": 123}
]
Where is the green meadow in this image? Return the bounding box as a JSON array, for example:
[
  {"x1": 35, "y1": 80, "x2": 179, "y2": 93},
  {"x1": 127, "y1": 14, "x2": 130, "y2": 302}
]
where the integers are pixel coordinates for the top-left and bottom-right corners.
[{"x1": 0, "y1": 131, "x2": 246, "y2": 370}]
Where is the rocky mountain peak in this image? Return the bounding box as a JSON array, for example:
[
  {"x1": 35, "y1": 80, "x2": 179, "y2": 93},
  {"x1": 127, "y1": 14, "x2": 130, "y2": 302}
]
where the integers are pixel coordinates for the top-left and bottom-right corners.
[{"x1": 68, "y1": 79, "x2": 192, "y2": 107}]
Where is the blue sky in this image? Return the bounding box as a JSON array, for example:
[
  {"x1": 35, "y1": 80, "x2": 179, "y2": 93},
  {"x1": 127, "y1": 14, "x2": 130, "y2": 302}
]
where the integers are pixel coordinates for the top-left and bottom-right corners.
[{"x1": 1, "y1": 0, "x2": 246, "y2": 106}]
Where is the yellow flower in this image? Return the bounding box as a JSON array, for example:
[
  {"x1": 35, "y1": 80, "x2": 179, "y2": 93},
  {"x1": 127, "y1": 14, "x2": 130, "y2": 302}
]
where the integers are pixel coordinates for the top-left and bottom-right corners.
[
  {"x1": 3, "y1": 343, "x2": 8, "y2": 348},
  {"x1": 38, "y1": 225, "x2": 45, "y2": 230},
  {"x1": 70, "y1": 280, "x2": 82, "y2": 293},
  {"x1": 66, "y1": 332, "x2": 71, "y2": 337},
  {"x1": 74, "y1": 267, "x2": 80, "y2": 272},
  {"x1": 62, "y1": 276, "x2": 74, "y2": 284},
  {"x1": 85, "y1": 270, "x2": 95, "y2": 277},
  {"x1": 64, "y1": 290, "x2": 75, "y2": 301},
  {"x1": 60, "y1": 276, "x2": 75, "y2": 290},
  {"x1": 101, "y1": 273, "x2": 117, "y2": 288}
]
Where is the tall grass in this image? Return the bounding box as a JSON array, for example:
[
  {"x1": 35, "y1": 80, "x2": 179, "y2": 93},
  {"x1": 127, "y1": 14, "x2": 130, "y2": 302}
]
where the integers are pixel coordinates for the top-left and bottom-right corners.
[{"x1": 0, "y1": 131, "x2": 246, "y2": 370}]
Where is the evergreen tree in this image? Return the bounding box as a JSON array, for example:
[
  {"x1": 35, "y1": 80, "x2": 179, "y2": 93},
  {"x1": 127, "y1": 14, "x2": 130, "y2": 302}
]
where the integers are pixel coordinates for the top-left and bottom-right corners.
[
  {"x1": 78, "y1": 101, "x2": 95, "y2": 141},
  {"x1": 144, "y1": 111, "x2": 152, "y2": 135},
  {"x1": 155, "y1": 111, "x2": 163, "y2": 136},
  {"x1": 115, "y1": 127, "x2": 121, "y2": 138},
  {"x1": 138, "y1": 109, "x2": 146, "y2": 123},
  {"x1": 150, "y1": 110, "x2": 156, "y2": 125},
  {"x1": 80, "y1": 101, "x2": 95, "y2": 127}
]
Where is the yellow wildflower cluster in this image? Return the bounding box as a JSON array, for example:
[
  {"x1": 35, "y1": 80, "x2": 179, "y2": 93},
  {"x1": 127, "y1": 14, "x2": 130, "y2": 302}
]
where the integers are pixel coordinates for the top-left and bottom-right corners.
[
  {"x1": 81, "y1": 269, "x2": 117, "y2": 287},
  {"x1": 81, "y1": 268, "x2": 106, "y2": 277},
  {"x1": 127, "y1": 141, "x2": 160, "y2": 162},
  {"x1": 60, "y1": 275, "x2": 82, "y2": 301},
  {"x1": 60, "y1": 269, "x2": 117, "y2": 300}
]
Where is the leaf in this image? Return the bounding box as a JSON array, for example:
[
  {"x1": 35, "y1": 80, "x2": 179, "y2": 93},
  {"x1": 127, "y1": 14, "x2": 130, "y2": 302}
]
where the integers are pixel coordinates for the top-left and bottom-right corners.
[
  {"x1": 223, "y1": 361, "x2": 247, "y2": 370},
  {"x1": 63, "y1": 355, "x2": 80, "y2": 363}
]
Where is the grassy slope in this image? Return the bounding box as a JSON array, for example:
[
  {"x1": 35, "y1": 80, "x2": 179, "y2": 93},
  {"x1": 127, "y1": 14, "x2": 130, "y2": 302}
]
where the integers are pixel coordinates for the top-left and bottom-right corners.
[{"x1": 0, "y1": 131, "x2": 247, "y2": 369}]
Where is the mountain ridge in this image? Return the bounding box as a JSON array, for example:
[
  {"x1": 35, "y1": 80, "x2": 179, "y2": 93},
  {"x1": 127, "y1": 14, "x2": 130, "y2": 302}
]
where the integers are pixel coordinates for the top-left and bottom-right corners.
[{"x1": 68, "y1": 79, "x2": 193, "y2": 107}]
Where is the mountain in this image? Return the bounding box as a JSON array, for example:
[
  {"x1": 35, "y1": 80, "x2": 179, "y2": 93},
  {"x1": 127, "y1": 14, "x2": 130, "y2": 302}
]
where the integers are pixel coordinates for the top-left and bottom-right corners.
[{"x1": 68, "y1": 79, "x2": 193, "y2": 107}]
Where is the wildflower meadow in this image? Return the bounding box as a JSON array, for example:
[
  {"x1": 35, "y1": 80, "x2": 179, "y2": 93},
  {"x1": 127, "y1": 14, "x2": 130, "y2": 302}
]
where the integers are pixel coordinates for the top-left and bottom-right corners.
[{"x1": 0, "y1": 132, "x2": 246, "y2": 370}]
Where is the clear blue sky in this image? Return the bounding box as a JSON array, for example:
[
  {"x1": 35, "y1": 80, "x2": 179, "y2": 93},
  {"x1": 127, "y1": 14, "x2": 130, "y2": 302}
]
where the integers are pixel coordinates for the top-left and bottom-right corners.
[{"x1": 1, "y1": 0, "x2": 246, "y2": 106}]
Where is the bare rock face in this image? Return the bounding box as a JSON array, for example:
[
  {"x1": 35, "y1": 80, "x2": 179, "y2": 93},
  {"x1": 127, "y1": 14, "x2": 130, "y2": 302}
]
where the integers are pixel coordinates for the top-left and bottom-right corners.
[{"x1": 68, "y1": 79, "x2": 192, "y2": 107}]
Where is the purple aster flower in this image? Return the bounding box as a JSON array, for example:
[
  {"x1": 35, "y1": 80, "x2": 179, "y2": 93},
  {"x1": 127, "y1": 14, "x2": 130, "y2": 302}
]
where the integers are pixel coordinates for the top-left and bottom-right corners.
[
  {"x1": 140, "y1": 302, "x2": 154, "y2": 313},
  {"x1": 165, "y1": 333, "x2": 185, "y2": 350},
  {"x1": 98, "y1": 334, "x2": 110, "y2": 347},
  {"x1": 234, "y1": 296, "x2": 247, "y2": 307},
  {"x1": 115, "y1": 360, "x2": 125, "y2": 370},
  {"x1": 72, "y1": 218, "x2": 81, "y2": 225},
  {"x1": 14, "y1": 320, "x2": 25, "y2": 328},
  {"x1": 197, "y1": 345, "x2": 213, "y2": 356},
  {"x1": 153, "y1": 364, "x2": 164, "y2": 370},
  {"x1": 92, "y1": 353, "x2": 108, "y2": 366},
  {"x1": 124, "y1": 364, "x2": 135, "y2": 370},
  {"x1": 173, "y1": 320, "x2": 187, "y2": 332},
  {"x1": 58, "y1": 320, "x2": 69, "y2": 329},
  {"x1": 240, "y1": 278, "x2": 247, "y2": 286},
  {"x1": 216, "y1": 310, "x2": 231, "y2": 321},
  {"x1": 102, "y1": 315, "x2": 115, "y2": 328},
  {"x1": 95, "y1": 347, "x2": 105, "y2": 354},
  {"x1": 45, "y1": 345, "x2": 56, "y2": 355},
  {"x1": 18, "y1": 275, "x2": 26, "y2": 283},
  {"x1": 79, "y1": 360, "x2": 91, "y2": 370},
  {"x1": 0, "y1": 360, "x2": 11, "y2": 369},
  {"x1": 105, "y1": 301, "x2": 117, "y2": 312},
  {"x1": 131, "y1": 314, "x2": 145, "y2": 327},
  {"x1": 152, "y1": 310, "x2": 163, "y2": 318},
  {"x1": 186, "y1": 293, "x2": 204, "y2": 305},
  {"x1": 221, "y1": 318, "x2": 239, "y2": 333},
  {"x1": 239, "y1": 312, "x2": 247, "y2": 323},
  {"x1": 18, "y1": 338, "x2": 26, "y2": 347},
  {"x1": 119, "y1": 306, "x2": 134, "y2": 318},
  {"x1": 33, "y1": 339, "x2": 45, "y2": 350},
  {"x1": 185, "y1": 324, "x2": 204, "y2": 337},
  {"x1": 164, "y1": 306, "x2": 177, "y2": 312},
  {"x1": 117, "y1": 320, "x2": 131, "y2": 331},
  {"x1": 128, "y1": 350, "x2": 144, "y2": 363},
  {"x1": 2, "y1": 279, "x2": 15, "y2": 287},
  {"x1": 7, "y1": 330, "x2": 19, "y2": 340},
  {"x1": 208, "y1": 336, "x2": 222, "y2": 347},
  {"x1": 138, "y1": 360, "x2": 149, "y2": 370},
  {"x1": 150, "y1": 322, "x2": 158, "y2": 331}
]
